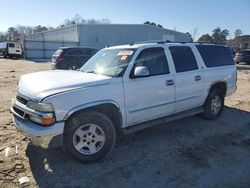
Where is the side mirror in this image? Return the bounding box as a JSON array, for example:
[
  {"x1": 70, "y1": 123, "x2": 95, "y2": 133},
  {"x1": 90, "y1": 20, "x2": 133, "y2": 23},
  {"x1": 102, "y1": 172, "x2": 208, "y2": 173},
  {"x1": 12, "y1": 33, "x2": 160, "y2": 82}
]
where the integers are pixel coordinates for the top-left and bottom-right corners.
[{"x1": 134, "y1": 66, "x2": 150, "y2": 77}]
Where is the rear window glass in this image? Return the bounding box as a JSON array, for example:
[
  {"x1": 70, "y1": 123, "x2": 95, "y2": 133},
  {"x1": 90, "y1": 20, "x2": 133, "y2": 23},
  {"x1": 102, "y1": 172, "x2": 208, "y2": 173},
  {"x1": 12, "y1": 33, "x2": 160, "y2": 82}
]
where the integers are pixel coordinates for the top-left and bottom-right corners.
[
  {"x1": 196, "y1": 45, "x2": 234, "y2": 67},
  {"x1": 53, "y1": 49, "x2": 63, "y2": 56}
]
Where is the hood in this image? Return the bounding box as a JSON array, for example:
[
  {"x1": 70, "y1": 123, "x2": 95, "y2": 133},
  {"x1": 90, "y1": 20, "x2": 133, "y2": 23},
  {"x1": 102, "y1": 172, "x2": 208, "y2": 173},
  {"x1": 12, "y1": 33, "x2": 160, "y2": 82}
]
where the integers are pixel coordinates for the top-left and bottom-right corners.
[{"x1": 18, "y1": 70, "x2": 111, "y2": 100}]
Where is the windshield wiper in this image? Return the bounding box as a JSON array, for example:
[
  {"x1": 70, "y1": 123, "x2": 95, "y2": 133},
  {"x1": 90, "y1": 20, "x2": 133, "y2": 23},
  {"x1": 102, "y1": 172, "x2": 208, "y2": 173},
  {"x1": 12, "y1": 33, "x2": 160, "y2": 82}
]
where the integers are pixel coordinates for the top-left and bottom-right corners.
[
  {"x1": 86, "y1": 71, "x2": 96, "y2": 74},
  {"x1": 80, "y1": 70, "x2": 96, "y2": 74}
]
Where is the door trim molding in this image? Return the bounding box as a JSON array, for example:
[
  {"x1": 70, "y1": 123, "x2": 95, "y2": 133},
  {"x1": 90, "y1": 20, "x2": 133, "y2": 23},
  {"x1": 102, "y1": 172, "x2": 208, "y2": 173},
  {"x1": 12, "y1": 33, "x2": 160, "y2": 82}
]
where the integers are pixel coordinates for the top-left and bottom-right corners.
[{"x1": 128, "y1": 100, "x2": 175, "y2": 113}]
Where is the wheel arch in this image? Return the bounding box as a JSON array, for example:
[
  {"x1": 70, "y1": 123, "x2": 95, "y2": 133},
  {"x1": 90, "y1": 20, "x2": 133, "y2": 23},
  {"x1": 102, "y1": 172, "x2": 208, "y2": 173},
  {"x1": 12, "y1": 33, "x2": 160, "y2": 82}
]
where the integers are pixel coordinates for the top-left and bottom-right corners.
[
  {"x1": 64, "y1": 100, "x2": 123, "y2": 134},
  {"x1": 207, "y1": 81, "x2": 227, "y2": 97}
]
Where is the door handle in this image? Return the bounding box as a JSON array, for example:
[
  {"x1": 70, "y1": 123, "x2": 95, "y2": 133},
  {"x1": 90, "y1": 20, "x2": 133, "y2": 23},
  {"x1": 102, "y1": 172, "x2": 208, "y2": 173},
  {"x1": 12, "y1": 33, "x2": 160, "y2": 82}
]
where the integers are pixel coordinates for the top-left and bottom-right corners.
[
  {"x1": 166, "y1": 79, "x2": 174, "y2": 86},
  {"x1": 195, "y1": 75, "x2": 201, "y2": 81}
]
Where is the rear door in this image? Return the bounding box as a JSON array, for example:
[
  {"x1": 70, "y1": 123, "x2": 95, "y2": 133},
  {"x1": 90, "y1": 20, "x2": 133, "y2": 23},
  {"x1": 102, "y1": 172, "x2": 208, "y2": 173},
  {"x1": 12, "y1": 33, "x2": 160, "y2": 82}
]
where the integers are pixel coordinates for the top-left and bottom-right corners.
[
  {"x1": 169, "y1": 45, "x2": 205, "y2": 112},
  {"x1": 123, "y1": 47, "x2": 176, "y2": 126}
]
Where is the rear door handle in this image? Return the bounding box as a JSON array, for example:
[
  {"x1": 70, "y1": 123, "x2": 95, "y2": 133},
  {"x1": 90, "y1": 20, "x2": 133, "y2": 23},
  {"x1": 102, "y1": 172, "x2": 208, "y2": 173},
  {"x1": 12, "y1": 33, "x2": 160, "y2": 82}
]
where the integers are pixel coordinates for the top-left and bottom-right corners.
[
  {"x1": 195, "y1": 75, "x2": 201, "y2": 81},
  {"x1": 166, "y1": 79, "x2": 175, "y2": 86}
]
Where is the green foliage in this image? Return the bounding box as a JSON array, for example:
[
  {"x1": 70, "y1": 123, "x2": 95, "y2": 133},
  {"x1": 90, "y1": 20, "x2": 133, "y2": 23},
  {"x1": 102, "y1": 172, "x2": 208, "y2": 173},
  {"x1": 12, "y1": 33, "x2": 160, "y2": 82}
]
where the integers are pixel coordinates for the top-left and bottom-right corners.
[
  {"x1": 211, "y1": 27, "x2": 229, "y2": 43},
  {"x1": 33, "y1": 25, "x2": 48, "y2": 33},
  {"x1": 198, "y1": 34, "x2": 213, "y2": 42},
  {"x1": 144, "y1": 21, "x2": 164, "y2": 28},
  {"x1": 234, "y1": 29, "x2": 242, "y2": 37}
]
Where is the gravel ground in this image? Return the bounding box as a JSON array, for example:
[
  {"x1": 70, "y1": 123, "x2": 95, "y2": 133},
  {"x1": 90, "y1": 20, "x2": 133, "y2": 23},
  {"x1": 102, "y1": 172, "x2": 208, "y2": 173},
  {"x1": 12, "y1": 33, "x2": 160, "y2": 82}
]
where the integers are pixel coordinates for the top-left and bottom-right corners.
[{"x1": 0, "y1": 58, "x2": 250, "y2": 188}]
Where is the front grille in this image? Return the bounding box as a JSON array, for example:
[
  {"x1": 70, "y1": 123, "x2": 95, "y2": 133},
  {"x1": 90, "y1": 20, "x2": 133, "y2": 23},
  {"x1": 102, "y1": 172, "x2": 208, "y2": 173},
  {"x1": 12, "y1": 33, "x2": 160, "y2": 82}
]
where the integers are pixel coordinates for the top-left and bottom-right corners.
[{"x1": 16, "y1": 95, "x2": 28, "y2": 105}]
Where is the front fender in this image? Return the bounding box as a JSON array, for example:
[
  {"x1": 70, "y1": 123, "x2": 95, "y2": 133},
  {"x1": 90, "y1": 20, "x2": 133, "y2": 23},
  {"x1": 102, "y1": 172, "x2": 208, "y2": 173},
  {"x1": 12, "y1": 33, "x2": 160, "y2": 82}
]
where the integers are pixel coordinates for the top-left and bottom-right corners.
[{"x1": 63, "y1": 99, "x2": 121, "y2": 121}]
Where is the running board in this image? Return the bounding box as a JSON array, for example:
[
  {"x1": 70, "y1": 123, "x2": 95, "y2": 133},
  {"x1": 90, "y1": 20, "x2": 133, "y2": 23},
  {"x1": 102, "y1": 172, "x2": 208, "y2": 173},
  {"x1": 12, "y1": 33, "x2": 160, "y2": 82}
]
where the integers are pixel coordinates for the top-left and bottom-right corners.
[{"x1": 123, "y1": 107, "x2": 204, "y2": 134}]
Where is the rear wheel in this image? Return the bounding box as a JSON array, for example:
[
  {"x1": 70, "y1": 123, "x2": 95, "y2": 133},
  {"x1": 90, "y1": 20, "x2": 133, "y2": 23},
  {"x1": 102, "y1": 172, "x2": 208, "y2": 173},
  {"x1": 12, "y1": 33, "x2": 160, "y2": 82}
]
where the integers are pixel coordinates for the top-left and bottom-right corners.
[
  {"x1": 63, "y1": 111, "x2": 116, "y2": 163},
  {"x1": 201, "y1": 90, "x2": 224, "y2": 120},
  {"x1": 67, "y1": 63, "x2": 78, "y2": 70}
]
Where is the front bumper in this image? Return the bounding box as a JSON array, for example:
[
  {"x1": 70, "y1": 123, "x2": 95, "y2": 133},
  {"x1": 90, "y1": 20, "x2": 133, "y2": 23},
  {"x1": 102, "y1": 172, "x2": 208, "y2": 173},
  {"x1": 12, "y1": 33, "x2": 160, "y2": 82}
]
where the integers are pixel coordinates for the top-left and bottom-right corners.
[{"x1": 11, "y1": 111, "x2": 64, "y2": 149}]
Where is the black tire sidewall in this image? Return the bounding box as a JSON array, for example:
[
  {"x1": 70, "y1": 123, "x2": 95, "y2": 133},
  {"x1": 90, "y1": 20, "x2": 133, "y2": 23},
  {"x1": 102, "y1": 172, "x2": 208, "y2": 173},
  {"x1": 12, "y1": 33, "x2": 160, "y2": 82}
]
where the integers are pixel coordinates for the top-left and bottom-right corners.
[
  {"x1": 67, "y1": 63, "x2": 78, "y2": 70},
  {"x1": 63, "y1": 111, "x2": 116, "y2": 163},
  {"x1": 202, "y1": 90, "x2": 224, "y2": 120}
]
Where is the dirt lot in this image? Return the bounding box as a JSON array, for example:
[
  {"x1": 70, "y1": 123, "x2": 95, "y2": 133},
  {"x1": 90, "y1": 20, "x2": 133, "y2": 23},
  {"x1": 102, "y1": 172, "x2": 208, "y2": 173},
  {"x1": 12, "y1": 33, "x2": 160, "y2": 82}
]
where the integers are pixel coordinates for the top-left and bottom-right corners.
[{"x1": 0, "y1": 58, "x2": 250, "y2": 188}]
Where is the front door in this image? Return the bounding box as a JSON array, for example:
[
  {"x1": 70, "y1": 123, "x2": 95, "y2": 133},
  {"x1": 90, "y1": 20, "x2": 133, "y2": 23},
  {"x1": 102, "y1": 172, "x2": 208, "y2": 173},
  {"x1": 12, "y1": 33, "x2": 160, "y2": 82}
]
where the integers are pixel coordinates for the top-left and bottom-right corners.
[{"x1": 123, "y1": 47, "x2": 176, "y2": 126}]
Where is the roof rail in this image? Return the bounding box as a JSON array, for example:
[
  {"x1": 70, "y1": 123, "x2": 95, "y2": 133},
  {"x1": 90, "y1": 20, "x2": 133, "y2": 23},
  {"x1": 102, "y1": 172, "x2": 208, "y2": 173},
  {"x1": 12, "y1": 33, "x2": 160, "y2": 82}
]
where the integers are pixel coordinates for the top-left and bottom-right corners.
[
  {"x1": 129, "y1": 40, "x2": 223, "y2": 46},
  {"x1": 129, "y1": 40, "x2": 172, "y2": 45}
]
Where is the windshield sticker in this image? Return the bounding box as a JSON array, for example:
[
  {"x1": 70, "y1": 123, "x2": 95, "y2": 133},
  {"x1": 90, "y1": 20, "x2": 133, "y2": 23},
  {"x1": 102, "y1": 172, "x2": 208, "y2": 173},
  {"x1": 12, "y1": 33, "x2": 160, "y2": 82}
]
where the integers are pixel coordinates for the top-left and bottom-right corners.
[
  {"x1": 120, "y1": 55, "x2": 128, "y2": 61},
  {"x1": 117, "y1": 51, "x2": 133, "y2": 56}
]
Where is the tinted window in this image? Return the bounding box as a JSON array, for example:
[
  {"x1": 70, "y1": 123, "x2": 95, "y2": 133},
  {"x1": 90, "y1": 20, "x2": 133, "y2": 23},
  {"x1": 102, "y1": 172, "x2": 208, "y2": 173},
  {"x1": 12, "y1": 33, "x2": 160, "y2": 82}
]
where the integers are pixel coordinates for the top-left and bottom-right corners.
[
  {"x1": 67, "y1": 49, "x2": 84, "y2": 56},
  {"x1": 86, "y1": 49, "x2": 98, "y2": 56},
  {"x1": 53, "y1": 49, "x2": 63, "y2": 56},
  {"x1": 170, "y1": 46, "x2": 198, "y2": 73},
  {"x1": 133, "y1": 47, "x2": 169, "y2": 76},
  {"x1": 238, "y1": 50, "x2": 250, "y2": 55},
  {"x1": 196, "y1": 45, "x2": 234, "y2": 67},
  {"x1": 8, "y1": 43, "x2": 15, "y2": 48}
]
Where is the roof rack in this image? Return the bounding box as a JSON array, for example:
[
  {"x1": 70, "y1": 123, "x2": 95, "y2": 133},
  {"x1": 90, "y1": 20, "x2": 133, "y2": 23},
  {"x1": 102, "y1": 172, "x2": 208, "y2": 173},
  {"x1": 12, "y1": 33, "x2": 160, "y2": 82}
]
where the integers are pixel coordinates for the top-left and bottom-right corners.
[
  {"x1": 129, "y1": 40, "x2": 172, "y2": 45},
  {"x1": 129, "y1": 40, "x2": 221, "y2": 46}
]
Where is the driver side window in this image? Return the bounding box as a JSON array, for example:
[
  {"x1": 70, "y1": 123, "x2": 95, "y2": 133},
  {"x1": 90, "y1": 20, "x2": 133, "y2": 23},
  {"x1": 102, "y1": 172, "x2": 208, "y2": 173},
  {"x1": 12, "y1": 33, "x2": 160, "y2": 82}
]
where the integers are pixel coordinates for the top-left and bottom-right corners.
[{"x1": 133, "y1": 47, "x2": 169, "y2": 76}]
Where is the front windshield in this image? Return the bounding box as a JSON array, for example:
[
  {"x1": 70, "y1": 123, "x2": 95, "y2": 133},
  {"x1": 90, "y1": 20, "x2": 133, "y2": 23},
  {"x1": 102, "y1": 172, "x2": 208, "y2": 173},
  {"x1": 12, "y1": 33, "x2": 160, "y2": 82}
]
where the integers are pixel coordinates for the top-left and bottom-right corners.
[{"x1": 80, "y1": 48, "x2": 136, "y2": 77}]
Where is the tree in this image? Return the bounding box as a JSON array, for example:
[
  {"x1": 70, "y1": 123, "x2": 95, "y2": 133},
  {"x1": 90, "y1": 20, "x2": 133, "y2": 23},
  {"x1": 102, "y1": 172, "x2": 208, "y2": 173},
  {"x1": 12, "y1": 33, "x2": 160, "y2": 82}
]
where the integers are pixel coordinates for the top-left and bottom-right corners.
[
  {"x1": 185, "y1": 32, "x2": 193, "y2": 41},
  {"x1": 234, "y1": 29, "x2": 242, "y2": 38},
  {"x1": 150, "y1": 22, "x2": 157, "y2": 26},
  {"x1": 60, "y1": 14, "x2": 111, "y2": 27},
  {"x1": 0, "y1": 32, "x2": 7, "y2": 42},
  {"x1": 144, "y1": 21, "x2": 163, "y2": 28},
  {"x1": 198, "y1": 34, "x2": 213, "y2": 42},
  {"x1": 222, "y1": 29, "x2": 229, "y2": 38},
  {"x1": 190, "y1": 28, "x2": 199, "y2": 41},
  {"x1": 157, "y1": 24, "x2": 163, "y2": 28},
  {"x1": 211, "y1": 27, "x2": 229, "y2": 43},
  {"x1": 6, "y1": 27, "x2": 19, "y2": 41},
  {"x1": 33, "y1": 25, "x2": 48, "y2": 33},
  {"x1": 15, "y1": 25, "x2": 33, "y2": 35}
]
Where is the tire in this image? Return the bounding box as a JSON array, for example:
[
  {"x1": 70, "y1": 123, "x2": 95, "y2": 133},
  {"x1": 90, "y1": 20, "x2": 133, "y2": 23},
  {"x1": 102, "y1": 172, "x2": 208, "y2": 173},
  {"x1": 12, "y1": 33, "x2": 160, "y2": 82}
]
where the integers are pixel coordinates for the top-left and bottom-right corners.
[
  {"x1": 201, "y1": 90, "x2": 224, "y2": 120},
  {"x1": 63, "y1": 111, "x2": 116, "y2": 163},
  {"x1": 67, "y1": 63, "x2": 78, "y2": 70}
]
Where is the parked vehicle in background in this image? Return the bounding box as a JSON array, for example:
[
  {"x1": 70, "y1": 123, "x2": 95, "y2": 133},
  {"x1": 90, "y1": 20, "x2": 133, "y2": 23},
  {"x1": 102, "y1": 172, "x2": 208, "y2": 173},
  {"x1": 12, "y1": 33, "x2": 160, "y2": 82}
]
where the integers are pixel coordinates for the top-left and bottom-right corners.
[
  {"x1": 51, "y1": 46, "x2": 98, "y2": 70},
  {"x1": 11, "y1": 42, "x2": 237, "y2": 163},
  {"x1": 225, "y1": 46, "x2": 234, "y2": 58},
  {"x1": 0, "y1": 42, "x2": 22, "y2": 58},
  {"x1": 234, "y1": 50, "x2": 250, "y2": 64}
]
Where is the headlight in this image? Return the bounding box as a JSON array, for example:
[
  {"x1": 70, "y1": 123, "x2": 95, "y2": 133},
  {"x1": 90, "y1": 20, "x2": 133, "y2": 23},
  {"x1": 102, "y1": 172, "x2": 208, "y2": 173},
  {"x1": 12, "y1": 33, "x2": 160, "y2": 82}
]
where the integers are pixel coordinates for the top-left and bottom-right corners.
[{"x1": 27, "y1": 101, "x2": 54, "y2": 112}]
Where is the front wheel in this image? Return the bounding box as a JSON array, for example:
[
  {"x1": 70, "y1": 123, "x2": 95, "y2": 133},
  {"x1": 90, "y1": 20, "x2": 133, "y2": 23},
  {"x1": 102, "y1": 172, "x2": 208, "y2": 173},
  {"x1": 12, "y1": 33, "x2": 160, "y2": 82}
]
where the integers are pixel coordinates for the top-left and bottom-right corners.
[
  {"x1": 201, "y1": 90, "x2": 224, "y2": 120},
  {"x1": 63, "y1": 111, "x2": 116, "y2": 163}
]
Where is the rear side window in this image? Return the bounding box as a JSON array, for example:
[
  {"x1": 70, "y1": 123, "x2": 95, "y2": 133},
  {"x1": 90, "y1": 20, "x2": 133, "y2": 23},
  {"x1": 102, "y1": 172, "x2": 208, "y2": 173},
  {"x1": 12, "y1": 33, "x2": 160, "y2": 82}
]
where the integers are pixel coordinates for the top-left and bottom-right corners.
[
  {"x1": 238, "y1": 50, "x2": 250, "y2": 55},
  {"x1": 67, "y1": 49, "x2": 80, "y2": 56},
  {"x1": 196, "y1": 45, "x2": 234, "y2": 67},
  {"x1": 169, "y1": 46, "x2": 198, "y2": 73},
  {"x1": 134, "y1": 47, "x2": 169, "y2": 76}
]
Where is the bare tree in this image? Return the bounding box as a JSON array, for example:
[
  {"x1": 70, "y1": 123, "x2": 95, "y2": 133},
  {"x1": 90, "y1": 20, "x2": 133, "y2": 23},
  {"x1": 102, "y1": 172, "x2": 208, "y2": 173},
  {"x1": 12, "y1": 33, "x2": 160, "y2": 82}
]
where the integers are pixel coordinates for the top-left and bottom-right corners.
[{"x1": 191, "y1": 28, "x2": 199, "y2": 41}]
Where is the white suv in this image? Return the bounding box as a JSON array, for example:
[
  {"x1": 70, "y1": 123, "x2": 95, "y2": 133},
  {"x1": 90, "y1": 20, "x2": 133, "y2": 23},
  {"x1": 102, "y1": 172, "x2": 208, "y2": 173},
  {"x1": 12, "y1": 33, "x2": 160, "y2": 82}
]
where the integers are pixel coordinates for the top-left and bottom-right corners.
[{"x1": 11, "y1": 42, "x2": 237, "y2": 162}]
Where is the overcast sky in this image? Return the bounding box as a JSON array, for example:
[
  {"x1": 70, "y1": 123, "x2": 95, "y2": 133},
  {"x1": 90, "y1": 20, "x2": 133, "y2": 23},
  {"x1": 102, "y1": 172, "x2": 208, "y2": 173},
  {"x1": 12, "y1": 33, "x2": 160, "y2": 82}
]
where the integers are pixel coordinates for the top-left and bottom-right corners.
[{"x1": 0, "y1": 0, "x2": 249, "y2": 39}]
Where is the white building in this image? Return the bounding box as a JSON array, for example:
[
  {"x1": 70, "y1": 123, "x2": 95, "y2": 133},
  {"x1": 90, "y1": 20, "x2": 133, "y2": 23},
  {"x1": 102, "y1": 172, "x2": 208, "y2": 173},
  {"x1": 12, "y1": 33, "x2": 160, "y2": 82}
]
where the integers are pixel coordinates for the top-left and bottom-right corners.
[{"x1": 24, "y1": 24, "x2": 192, "y2": 60}]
